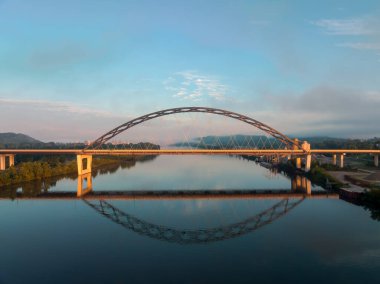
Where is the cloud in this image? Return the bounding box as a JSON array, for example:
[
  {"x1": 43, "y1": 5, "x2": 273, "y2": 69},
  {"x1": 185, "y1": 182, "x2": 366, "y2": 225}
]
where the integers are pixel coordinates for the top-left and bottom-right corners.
[
  {"x1": 0, "y1": 97, "x2": 133, "y2": 142},
  {"x1": 255, "y1": 86, "x2": 380, "y2": 138},
  {"x1": 337, "y1": 42, "x2": 380, "y2": 51},
  {"x1": 313, "y1": 16, "x2": 380, "y2": 59},
  {"x1": 1, "y1": 86, "x2": 379, "y2": 143},
  {"x1": 27, "y1": 42, "x2": 93, "y2": 69},
  {"x1": 164, "y1": 71, "x2": 227, "y2": 102},
  {"x1": 0, "y1": 97, "x2": 120, "y2": 118},
  {"x1": 313, "y1": 18, "x2": 377, "y2": 36}
]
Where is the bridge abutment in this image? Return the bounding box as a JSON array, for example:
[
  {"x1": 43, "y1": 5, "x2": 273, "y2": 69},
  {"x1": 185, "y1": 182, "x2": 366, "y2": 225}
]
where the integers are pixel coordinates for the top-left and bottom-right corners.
[{"x1": 0, "y1": 154, "x2": 15, "y2": 170}]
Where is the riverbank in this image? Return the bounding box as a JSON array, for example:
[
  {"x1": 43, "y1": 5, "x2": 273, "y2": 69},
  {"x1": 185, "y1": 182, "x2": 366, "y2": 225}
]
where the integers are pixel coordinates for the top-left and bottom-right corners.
[
  {"x1": 0, "y1": 155, "x2": 157, "y2": 188},
  {"x1": 275, "y1": 158, "x2": 380, "y2": 218},
  {"x1": 326, "y1": 168, "x2": 380, "y2": 216},
  {"x1": 275, "y1": 162, "x2": 343, "y2": 190}
]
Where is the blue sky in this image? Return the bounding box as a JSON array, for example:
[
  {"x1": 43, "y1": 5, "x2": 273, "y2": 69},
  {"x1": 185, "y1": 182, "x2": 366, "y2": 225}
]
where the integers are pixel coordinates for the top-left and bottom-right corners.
[{"x1": 0, "y1": 0, "x2": 379, "y2": 141}]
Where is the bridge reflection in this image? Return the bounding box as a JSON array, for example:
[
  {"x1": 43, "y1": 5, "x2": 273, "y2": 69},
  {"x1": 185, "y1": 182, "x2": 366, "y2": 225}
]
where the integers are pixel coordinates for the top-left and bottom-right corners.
[
  {"x1": 291, "y1": 175, "x2": 311, "y2": 194},
  {"x1": 79, "y1": 174, "x2": 320, "y2": 244},
  {"x1": 83, "y1": 198, "x2": 304, "y2": 244},
  {"x1": 76, "y1": 173, "x2": 317, "y2": 198},
  {"x1": 77, "y1": 172, "x2": 92, "y2": 197}
]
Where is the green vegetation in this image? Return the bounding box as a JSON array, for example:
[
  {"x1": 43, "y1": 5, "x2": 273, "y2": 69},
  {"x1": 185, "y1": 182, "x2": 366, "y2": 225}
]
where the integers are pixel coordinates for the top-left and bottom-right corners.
[
  {"x1": 0, "y1": 160, "x2": 76, "y2": 186},
  {"x1": 0, "y1": 130, "x2": 161, "y2": 188},
  {"x1": 307, "y1": 164, "x2": 344, "y2": 190},
  {"x1": 0, "y1": 132, "x2": 160, "y2": 187},
  {"x1": 360, "y1": 189, "x2": 380, "y2": 221},
  {"x1": 319, "y1": 163, "x2": 355, "y2": 171},
  {"x1": 0, "y1": 132, "x2": 160, "y2": 151},
  {"x1": 363, "y1": 189, "x2": 380, "y2": 205},
  {"x1": 304, "y1": 137, "x2": 380, "y2": 150},
  {"x1": 274, "y1": 160, "x2": 343, "y2": 190},
  {"x1": 0, "y1": 156, "x2": 157, "y2": 188},
  {"x1": 99, "y1": 142, "x2": 160, "y2": 150}
]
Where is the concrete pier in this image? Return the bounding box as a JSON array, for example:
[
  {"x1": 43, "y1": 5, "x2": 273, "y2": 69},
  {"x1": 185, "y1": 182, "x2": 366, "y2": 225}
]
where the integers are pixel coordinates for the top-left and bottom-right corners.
[
  {"x1": 0, "y1": 154, "x2": 15, "y2": 170},
  {"x1": 0, "y1": 155, "x2": 5, "y2": 171},
  {"x1": 293, "y1": 138, "x2": 301, "y2": 169},
  {"x1": 332, "y1": 154, "x2": 337, "y2": 165},
  {"x1": 76, "y1": 155, "x2": 93, "y2": 197},
  {"x1": 338, "y1": 154, "x2": 345, "y2": 168},
  {"x1": 9, "y1": 155, "x2": 14, "y2": 167},
  {"x1": 375, "y1": 155, "x2": 379, "y2": 167},
  {"x1": 305, "y1": 155, "x2": 311, "y2": 172},
  {"x1": 76, "y1": 154, "x2": 92, "y2": 175},
  {"x1": 301, "y1": 141, "x2": 311, "y2": 172},
  {"x1": 296, "y1": 157, "x2": 301, "y2": 169}
]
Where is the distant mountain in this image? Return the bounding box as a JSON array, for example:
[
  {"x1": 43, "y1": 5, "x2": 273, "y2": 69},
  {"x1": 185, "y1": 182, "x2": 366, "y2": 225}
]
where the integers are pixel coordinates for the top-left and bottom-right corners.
[
  {"x1": 0, "y1": 132, "x2": 42, "y2": 146},
  {"x1": 297, "y1": 136, "x2": 348, "y2": 143}
]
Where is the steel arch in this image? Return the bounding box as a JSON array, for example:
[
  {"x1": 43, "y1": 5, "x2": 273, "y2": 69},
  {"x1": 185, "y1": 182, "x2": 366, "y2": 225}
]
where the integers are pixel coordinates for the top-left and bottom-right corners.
[
  {"x1": 86, "y1": 107, "x2": 299, "y2": 150},
  {"x1": 83, "y1": 198, "x2": 304, "y2": 244}
]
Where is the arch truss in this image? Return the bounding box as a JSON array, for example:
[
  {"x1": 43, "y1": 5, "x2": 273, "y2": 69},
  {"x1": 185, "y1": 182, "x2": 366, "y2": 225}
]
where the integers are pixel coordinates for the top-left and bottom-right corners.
[
  {"x1": 83, "y1": 198, "x2": 304, "y2": 244},
  {"x1": 86, "y1": 107, "x2": 299, "y2": 150}
]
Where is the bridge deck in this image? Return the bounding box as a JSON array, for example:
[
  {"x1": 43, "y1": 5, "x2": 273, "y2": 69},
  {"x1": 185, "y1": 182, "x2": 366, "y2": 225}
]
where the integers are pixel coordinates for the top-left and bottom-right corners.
[{"x1": 1, "y1": 149, "x2": 380, "y2": 155}]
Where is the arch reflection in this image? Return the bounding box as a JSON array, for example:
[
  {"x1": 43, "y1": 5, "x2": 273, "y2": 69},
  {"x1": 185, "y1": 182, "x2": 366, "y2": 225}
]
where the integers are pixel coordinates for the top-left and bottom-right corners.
[{"x1": 84, "y1": 198, "x2": 304, "y2": 244}]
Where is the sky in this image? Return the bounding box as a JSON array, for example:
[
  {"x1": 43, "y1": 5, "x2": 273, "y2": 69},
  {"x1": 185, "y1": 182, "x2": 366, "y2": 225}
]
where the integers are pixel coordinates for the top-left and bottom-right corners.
[{"x1": 0, "y1": 0, "x2": 380, "y2": 142}]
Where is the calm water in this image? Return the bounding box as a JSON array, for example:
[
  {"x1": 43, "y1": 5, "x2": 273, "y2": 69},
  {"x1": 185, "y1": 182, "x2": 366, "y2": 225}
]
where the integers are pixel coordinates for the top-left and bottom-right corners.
[{"x1": 0, "y1": 156, "x2": 379, "y2": 284}]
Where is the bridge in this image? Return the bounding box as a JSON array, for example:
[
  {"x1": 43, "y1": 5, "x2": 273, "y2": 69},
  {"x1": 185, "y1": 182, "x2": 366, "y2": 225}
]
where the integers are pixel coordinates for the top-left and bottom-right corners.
[
  {"x1": 1, "y1": 107, "x2": 379, "y2": 188},
  {"x1": 0, "y1": 106, "x2": 368, "y2": 245}
]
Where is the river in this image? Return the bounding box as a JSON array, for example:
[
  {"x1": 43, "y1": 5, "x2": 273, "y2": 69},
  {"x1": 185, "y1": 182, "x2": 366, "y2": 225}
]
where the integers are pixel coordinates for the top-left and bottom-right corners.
[{"x1": 0, "y1": 155, "x2": 379, "y2": 284}]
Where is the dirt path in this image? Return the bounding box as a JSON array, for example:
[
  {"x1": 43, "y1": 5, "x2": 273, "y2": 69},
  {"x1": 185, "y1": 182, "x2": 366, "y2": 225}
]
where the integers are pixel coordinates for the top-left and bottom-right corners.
[{"x1": 328, "y1": 171, "x2": 368, "y2": 193}]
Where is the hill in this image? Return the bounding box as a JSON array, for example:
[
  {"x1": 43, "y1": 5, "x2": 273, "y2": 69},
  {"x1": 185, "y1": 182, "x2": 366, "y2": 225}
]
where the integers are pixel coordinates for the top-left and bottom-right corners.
[{"x1": 0, "y1": 132, "x2": 42, "y2": 146}]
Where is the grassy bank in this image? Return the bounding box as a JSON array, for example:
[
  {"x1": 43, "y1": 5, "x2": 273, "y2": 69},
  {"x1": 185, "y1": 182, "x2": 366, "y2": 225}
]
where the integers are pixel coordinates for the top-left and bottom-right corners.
[{"x1": 0, "y1": 156, "x2": 155, "y2": 187}]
